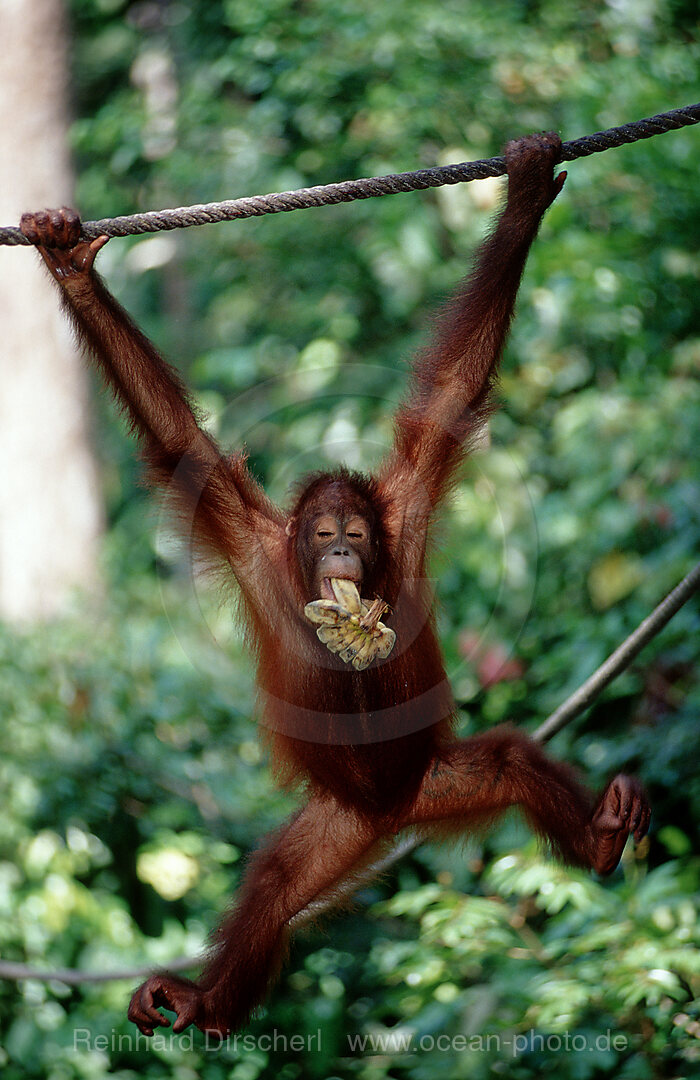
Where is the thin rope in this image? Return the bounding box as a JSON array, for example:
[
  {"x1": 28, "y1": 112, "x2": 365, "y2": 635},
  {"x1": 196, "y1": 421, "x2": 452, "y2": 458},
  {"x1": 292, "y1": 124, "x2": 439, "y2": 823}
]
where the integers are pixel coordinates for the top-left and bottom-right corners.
[
  {"x1": 534, "y1": 559, "x2": 700, "y2": 743},
  {"x1": 1, "y1": 559, "x2": 697, "y2": 985},
  {"x1": 1, "y1": 102, "x2": 698, "y2": 247}
]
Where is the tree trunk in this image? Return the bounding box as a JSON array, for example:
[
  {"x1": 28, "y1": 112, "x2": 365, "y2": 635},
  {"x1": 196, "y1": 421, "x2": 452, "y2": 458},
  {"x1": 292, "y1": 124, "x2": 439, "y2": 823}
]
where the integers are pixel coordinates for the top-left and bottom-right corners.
[{"x1": 0, "y1": 0, "x2": 102, "y2": 622}]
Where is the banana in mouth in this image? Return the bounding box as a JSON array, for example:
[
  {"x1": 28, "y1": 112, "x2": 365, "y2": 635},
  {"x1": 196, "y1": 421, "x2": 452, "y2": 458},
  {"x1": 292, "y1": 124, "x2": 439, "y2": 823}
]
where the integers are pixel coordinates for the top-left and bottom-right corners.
[{"x1": 304, "y1": 578, "x2": 396, "y2": 671}]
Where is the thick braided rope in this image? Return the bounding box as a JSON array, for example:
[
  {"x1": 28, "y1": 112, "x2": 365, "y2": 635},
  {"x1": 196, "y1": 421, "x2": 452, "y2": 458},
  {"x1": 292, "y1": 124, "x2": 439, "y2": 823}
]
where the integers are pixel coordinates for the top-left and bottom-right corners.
[{"x1": 1, "y1": 102, "x2": 698, "y2": 246}]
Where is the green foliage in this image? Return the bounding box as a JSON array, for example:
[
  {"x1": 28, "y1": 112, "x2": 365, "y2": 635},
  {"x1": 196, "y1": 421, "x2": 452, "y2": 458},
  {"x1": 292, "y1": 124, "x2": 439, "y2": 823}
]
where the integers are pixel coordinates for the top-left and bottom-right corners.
[
  {"x1": 364, "y1": 850, "x2": 700, "y2": 1078},
  {"x1": 2, "y1": 0, "x2": 699, "y2": 1076}
]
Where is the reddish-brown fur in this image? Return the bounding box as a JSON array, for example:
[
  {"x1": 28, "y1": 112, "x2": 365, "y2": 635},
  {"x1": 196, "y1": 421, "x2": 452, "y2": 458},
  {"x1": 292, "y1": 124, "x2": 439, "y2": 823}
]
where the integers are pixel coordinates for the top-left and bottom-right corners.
[{"x1": 21, "y1": 133, "x2": 649, "y2": 1037}]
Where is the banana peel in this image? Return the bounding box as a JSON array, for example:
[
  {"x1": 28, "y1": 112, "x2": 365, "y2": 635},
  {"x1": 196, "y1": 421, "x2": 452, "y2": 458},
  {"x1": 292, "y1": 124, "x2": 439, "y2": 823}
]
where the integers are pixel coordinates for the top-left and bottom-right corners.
[{"x1": 305, "y1": 578, "x2": 396, "y2": 671}]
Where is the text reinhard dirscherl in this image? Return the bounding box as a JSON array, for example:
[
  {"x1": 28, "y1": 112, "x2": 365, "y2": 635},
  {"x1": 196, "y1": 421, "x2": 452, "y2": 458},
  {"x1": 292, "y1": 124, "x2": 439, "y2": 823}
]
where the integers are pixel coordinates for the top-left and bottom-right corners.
[
  {"x1": 72, "y1": 1028, "x2": 629, "y2": 1056},
  {"x1": 72, "y1": 1029, "x2": 323, "y2": 1054}
]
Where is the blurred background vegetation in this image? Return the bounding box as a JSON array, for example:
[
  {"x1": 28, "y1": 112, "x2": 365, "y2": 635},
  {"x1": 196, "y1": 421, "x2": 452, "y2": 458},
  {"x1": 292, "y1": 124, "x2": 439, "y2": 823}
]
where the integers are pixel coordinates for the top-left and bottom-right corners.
[{"x1": 1, "y1": 0, "x2": 699, "y2": 1077}]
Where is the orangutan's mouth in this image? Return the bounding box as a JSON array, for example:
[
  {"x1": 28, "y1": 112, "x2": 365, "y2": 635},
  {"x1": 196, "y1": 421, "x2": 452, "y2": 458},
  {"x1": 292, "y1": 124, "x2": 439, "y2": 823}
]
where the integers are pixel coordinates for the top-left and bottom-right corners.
[{"x1": 320, "y1": 576, "x2": 360, "y2": 602}]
